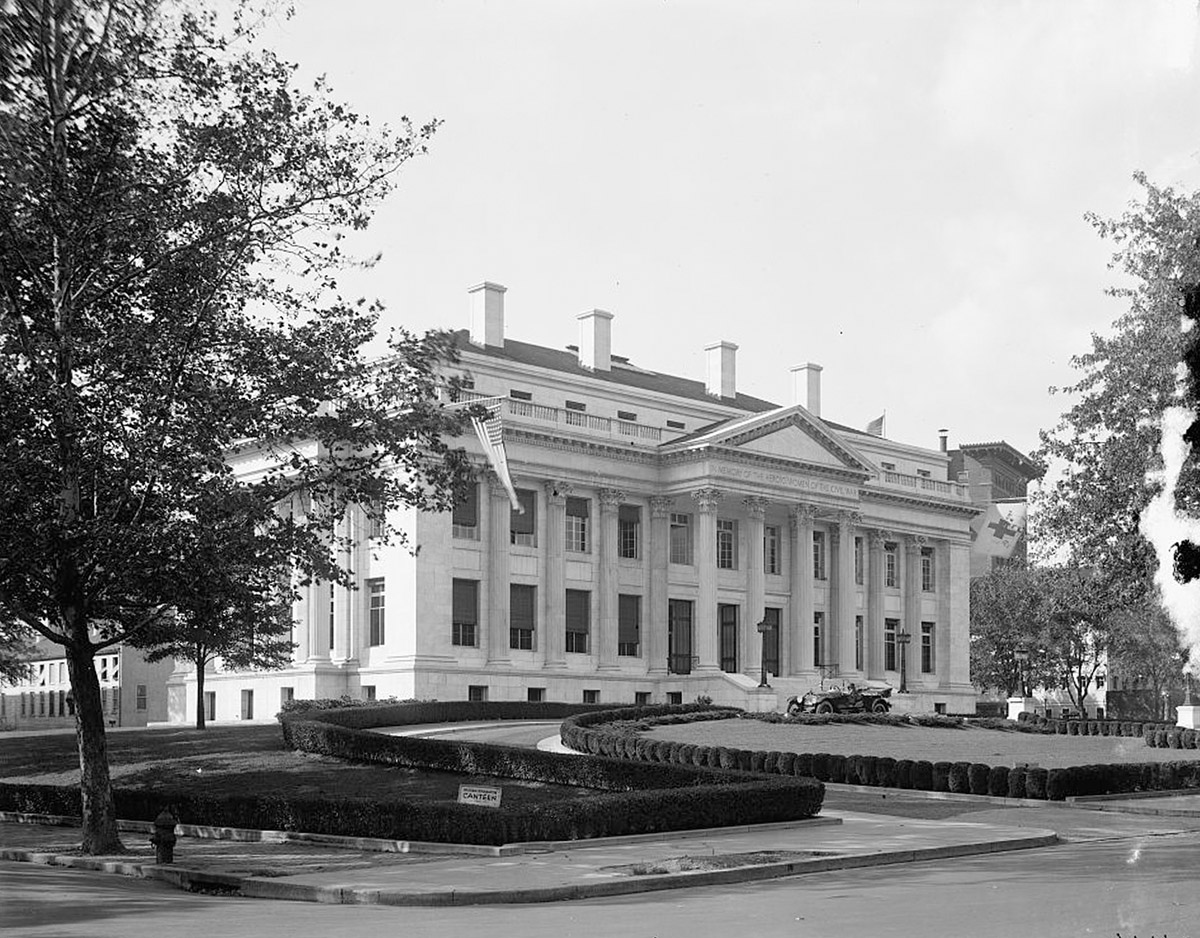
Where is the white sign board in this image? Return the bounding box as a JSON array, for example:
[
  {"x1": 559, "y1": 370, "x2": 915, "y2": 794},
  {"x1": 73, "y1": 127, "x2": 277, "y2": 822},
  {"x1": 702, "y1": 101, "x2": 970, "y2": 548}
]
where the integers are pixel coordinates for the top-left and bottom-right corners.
[{"x1": 457, "y1": 785, "x2": 502, "y2": 808}]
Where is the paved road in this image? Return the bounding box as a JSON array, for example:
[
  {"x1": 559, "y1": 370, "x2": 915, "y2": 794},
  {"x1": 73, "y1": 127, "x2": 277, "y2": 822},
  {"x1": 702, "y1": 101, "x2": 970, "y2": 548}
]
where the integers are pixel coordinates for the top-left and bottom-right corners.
[{"x1": 5, "y1": 831, "x2": 1198, "y2": 938}]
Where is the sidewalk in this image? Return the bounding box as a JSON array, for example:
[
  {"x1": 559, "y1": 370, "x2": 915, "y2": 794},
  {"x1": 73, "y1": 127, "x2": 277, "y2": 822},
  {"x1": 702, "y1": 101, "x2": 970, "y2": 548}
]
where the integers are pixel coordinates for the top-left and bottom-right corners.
[{"x1": 0, "y1": 808, "x2": 1056, "y2": 906}]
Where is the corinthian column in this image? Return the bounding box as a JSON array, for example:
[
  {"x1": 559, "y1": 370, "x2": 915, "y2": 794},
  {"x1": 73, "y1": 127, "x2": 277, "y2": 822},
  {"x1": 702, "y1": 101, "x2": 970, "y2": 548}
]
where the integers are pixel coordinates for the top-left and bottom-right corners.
[
  {"x1": 692, "y1": 487, "x2": 723, "y2": 671},
  {"x1": 647, "y1": 496, "x2": 673, "y2": 676},
  {"x1": 904, "y1": 534, "x2": 925, "y2": 683},
  {"x1": 789, "y1": 503, "x2": 817, "y2": 674},
  {"x1": 596, "y1": 488, "x2": 624, "y2": 670},
  {"x1": 486, "y1": 474, "x2": 512, "y2": 667},
  {"x1": 866, "y1": 530, "x2": 887, "y2": 679},
  {"x1": 542, "y1": 480, "x2": 570, "y2": 669},
  {"x1": 742, "y1": 496, "x2": 769, "y2": 679},
  {"x1": 835, "y1": 511, "x2": 861, "y2": 677}
]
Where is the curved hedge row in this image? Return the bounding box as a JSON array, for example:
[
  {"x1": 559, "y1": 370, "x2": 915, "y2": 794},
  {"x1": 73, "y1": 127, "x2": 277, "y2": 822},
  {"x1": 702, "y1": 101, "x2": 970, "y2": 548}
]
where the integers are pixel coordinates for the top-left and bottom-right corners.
[
  {"x1": 277, "y1": 701, "x2": 824, "y2": 843},
  {"x1": 1144, "y1": 727, "x2": 1200, "y2": 749},
  {"x1": 1015, "y1": 713, "x2": 1179, "y2": 740},
  {"x1": 562, "y1": 710, "x2": 1200, "y2": 802}
]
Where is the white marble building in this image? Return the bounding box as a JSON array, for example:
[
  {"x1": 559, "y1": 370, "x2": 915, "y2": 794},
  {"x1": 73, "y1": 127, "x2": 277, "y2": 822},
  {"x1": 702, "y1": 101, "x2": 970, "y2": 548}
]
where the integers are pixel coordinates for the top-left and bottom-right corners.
[{"x1": 165, "y1": 282, "x2": 980, "y2": 721}]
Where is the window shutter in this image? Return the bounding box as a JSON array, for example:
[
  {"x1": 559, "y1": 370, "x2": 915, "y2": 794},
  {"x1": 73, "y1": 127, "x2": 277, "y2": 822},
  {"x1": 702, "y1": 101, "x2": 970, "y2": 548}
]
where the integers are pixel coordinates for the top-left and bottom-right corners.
[
  {"x1": 566, "y1": 496, "x2": 588, "y2": 518},
  {"x1": 452, "y1": 580, "x2": 478, "y2": 624},
  {"x1": 565, "y1": 590, "x2": 590, "y2": 632},
  {"x1": 510, "y1": 585, "x2": 535, "y2": 628},
  {"x1": 452, "y1": 482, "x2": 478, "y2": 526},
  {"x1": 511, "y1": 489, "x2": 536, "y2": 534},
  {"x1": 618, "y1": 595, "x2": 640, "y2": 644}
]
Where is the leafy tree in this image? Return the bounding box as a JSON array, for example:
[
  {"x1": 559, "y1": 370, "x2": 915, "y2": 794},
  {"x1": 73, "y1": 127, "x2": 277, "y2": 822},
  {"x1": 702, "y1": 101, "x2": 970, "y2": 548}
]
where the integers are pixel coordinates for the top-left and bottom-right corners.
[
  {"x1": 136, "y1": 487, "x2": 298, "y2": 730},
  {"x1": 1040, "y1": 565, "x2": 1112, "y2": 714},
  {"x1": 0, "y1": 0, "x2": 473, "y2": 853},
  {"x1": 969, "y1": 564, "x2": 1054, "y2": 697},
  {"x1": 1106, "y1": 592, "x2": 1189, "y2": 713},
  {"x1": 1032, "y1": 174, "x2": 1198, "y2": 608}
]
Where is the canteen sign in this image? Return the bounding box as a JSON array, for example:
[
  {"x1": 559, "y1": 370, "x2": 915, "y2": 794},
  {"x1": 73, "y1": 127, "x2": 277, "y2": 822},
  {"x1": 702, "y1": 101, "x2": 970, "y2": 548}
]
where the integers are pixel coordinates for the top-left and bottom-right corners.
[{"x1": 457, "y1": 785, "x2": 503, "y2": 808}]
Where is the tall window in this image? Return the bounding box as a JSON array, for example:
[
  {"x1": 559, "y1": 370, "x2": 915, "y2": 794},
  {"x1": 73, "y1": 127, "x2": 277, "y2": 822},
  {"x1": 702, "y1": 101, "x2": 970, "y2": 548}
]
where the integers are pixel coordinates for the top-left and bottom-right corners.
[
  {"x1": 240, "y1": 689, "x2": 254, "y2": 720},
  {"x1": 566, "y1": 497, "x2": 590, "y2": 553},
  {"x1": 855, "y1": 615, "x2": 864, "y2": 670},
  {"x1": 885, "y1": 543, "x2": 899, "y2": 588},
  {"x1": 566, "y1": 589, "x2": 590, "y2": 653},
  {"x1": 669, "y1": 513, "x2": 693, "y2": 564},
  {"x1": 452, "y1": 481, "x2": 479, "y2": 539},
  {"x1": 921, "y1": 548, "x2": 935, "y2": 592},
  {"x1": 136, "y1": 684, "x2": 148, "y2": 711},
  {"x1": 618, "y1": 594, "x2": 641, "y2": 657},
  {"x1": 668, "y1": 599, "x2": 693, "y2": 674},
  {"x1": 921, "y1": 622, "x2": 935, "y2": 673},
  {"x1": 367, "y1": 578, "x2": 385, "y2": 646},
  {"x1": 762, "y1": 607, "x2": 781, "y2": 676},
  {"x1": 719, "y1": 604, "x2": 738, "y2": 672},
  {"x1": 813, "y1": 611, "x2": 824, "y2": 666},
  {"x1": 884, "y1": 618, "x2": 899, "y2": 670},
  {"x1": 813, "y1": 531, "x2": 827, "y2": 580},
  {"x1": 204, "y1": 691, "x2": 216, "y2": 722},
  {"x1": 764, "y1": 525, "x2": 780, "y2": 575},
  {"x1": 452, "y1": 578, "x2": 479, "y2": 647},
  {"x1": 717, "y1": 518, "x2": 737, "y2": 569},
  {"x1": 618, "y1": 505, "x2": 641, "y2": 559},
  {"x1": 367, "y1": 498, "x2": 385, "y2": 539},
  {"x1": 510, "y1": 584, "x2": 536, "y2": 650},
  {"x1": 854, "y1": 536, "x2": 864, "y2": 585},
  {"x1": 510, "y1": 489, "x2": 537, "y2": 546}
]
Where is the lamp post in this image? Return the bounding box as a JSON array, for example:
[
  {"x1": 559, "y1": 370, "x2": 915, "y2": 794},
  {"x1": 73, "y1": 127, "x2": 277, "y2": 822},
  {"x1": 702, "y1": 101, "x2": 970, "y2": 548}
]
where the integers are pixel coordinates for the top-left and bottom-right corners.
[
  {"x1": 896, "y1": 630, "x2": 911, "y2": 694},
  {"x1": 755, "y1": 618, "x2": 771, "y2": 688}
]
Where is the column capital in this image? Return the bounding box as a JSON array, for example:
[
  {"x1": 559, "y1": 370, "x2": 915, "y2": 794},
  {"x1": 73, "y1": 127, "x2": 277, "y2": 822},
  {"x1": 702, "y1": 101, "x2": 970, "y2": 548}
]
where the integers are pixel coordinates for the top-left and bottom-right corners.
[
  {"x1": 692, "y1": 486, "x2": 723, "y2": 514},
  {"x1": 905, "y1": 534, "x2": 928, "y2": 556},
  {"x1": 649, "y1": 495, "x2": 675, "y2": 518},
  {"x1": 869, "y1": 529, "x2": 892, "y2": 549},
  {"x1": 742, "y1": 495, "x2": 769, "y2": 520},
  {"x1": 487, "y1": 471, "x2": 514, "y2": 499},
  {"x1": 598, "y1": 487, "x2": 626, "y2": 510},
  {"x1": 789, "y1": 502, "x2": 819, "y2": 528},
  {"x1": 543, "y1": 479, "x2": 572, "y2": 506},
  {"x1": 838, "y1": 509, "x2": 863, "y2": 528}
]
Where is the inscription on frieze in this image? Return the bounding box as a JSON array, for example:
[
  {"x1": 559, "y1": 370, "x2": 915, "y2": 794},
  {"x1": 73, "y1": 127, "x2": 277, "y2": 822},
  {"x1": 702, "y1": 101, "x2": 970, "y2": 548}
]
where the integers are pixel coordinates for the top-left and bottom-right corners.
[{"x1": 715, "y1": 462, "x2": 859, "y2": 500}]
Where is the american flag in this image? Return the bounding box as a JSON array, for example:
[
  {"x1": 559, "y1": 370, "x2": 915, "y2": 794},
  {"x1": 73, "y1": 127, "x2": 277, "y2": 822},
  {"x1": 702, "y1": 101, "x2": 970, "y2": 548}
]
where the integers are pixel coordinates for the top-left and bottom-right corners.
[
  {"x1": 470, "y1": 397, "x2": 522, "y2": 512},
  {"x1": 865, "y1": 412, "x2": 886, "y2": 437}
]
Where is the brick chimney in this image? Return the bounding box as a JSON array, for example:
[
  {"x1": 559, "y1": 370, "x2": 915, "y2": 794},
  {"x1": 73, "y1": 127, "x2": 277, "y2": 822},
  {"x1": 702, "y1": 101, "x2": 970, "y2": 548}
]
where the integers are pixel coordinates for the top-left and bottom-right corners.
[
  {"x1": 939, "y1": 429, "x2": 949, "y2": 452},
  {"x1": 468, "y1": 282, "x2": 506, "y2": 348},
  {"x1": 577, "y1": 309, "x2": 613, "y2": 371},
  {"x1": 705, "y1": 341, "x2": 738, "y2": 398},
  {"x1": 791, "y1": 363, "x2": 822, "y2": 416}
]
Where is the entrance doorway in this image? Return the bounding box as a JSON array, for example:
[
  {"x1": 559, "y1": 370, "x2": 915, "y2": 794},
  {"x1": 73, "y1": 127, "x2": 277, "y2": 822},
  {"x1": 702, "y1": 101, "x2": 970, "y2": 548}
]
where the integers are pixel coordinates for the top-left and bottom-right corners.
[{"x1": 668, "y1": 599, "x2": 693, "y2": 674}]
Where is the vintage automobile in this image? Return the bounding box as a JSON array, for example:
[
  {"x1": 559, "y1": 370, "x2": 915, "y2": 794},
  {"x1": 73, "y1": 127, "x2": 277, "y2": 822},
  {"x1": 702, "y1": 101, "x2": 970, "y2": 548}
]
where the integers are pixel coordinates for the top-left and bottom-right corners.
[{"x1": 786, "y1": 682, "x2": 893, "y2": 715}]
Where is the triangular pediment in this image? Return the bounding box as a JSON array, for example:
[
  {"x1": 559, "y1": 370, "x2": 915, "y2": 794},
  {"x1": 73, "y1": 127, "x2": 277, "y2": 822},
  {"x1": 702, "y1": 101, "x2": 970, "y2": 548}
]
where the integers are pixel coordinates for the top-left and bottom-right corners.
[
  {"x1": 661, "y1": 404, "x2": 874, "y2": 476},
  {"x1": 736, "y1": 422, "x2": 847, "y2": 467}
]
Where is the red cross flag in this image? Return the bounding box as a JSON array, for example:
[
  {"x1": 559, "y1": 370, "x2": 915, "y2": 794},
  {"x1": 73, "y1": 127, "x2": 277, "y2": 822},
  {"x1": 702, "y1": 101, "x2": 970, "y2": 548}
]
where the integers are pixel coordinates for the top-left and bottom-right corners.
[{"x1": 970, "y1": 500, "x2": 1027, "y2": 558}]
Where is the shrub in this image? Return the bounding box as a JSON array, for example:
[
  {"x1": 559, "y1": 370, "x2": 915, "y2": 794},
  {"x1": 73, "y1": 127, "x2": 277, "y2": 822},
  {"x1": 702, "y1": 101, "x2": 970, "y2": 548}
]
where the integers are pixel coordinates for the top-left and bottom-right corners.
[
  {"x1": 1066, "y1": 721, "x2": 1080, "y2": 736},
  {"x1": 967, "y1": 763, "x2": 990, "y2": 795},
  {"x1": 763, "y1": 751, "x2": 781, "y2": 774},
  {"x1": 987, "y1": 765, "x2": 1009, "y2": 797},
  {"x1": 1007, "y1": 766, "x2": 1027, "y2": 799},
  {"x1": 793, "y1": 752, "x2": 814, "y2": 778},
  {"x1": 717, "y1": 747, "x2": 738, "y2": 770},
  {"x1": 828, "y1": 754, "x2": 848, "y2": 783},
  {"x1": 912, "y1": 761, "x2": 933, "y2": 791},
  {"x1": 777, "y1": 752, "x2": 797, "y2": 776},
  {"x1": 932, "y1": 761, "x2": 952, "y2": 793},
  {"x1": 810, "y1": 753, "x2": 832, "y2": 781},
  {"x1": 1046, "y1": 768, "x2": 1069, "y2": 801},
  {"x1": 750, "y1": 751, "x2": 768, "y2": 772},
  {"x1": 1025, "y1": 767, "x2": 1049, "y2": 800},
  {"x1": 1168, "y1": 732, "x2": 1183, "y2": 750},
  {"x1": 874, "y1": 757, "x2": 898, "y2": 788},
  {"x1": 894, "y1": 760, "x2": 914, "y2": 790},
  {"x1": 736, "y1": 749, "x2": 753, "y2": 771},
  {"x1": 948, "y1": 762, "x2": 971, "y2": 794}
]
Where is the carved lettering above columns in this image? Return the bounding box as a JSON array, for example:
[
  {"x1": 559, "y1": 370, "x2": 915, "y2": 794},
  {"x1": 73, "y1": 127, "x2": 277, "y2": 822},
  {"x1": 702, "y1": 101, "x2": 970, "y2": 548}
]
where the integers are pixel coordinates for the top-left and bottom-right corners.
[{"x1": 715, "y1": 462, "x2": 860, "y2": 500}]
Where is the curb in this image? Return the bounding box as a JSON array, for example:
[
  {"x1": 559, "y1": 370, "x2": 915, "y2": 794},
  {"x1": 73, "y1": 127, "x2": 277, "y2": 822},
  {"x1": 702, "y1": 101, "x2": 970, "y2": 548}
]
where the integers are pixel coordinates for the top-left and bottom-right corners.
[{"x1": 1, "y1": 830, "x2": 1059, "y2": 906}]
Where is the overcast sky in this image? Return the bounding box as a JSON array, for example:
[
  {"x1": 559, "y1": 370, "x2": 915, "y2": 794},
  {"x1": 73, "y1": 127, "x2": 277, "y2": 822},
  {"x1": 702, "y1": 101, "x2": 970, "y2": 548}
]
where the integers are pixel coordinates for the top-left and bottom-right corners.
[{"x1": 264, "y1": 0, "x2": 1200, "y2": 457}]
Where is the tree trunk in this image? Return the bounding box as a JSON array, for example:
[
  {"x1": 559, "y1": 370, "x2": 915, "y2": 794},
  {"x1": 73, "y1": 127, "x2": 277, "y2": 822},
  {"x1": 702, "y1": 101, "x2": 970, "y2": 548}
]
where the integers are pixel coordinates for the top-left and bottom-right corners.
[
  {"x1": 194, "y1": 648, "x2": 207, "y2": 729},
  {"x1": 65, "y1": 640, "x2": 124, "y2": 854}
]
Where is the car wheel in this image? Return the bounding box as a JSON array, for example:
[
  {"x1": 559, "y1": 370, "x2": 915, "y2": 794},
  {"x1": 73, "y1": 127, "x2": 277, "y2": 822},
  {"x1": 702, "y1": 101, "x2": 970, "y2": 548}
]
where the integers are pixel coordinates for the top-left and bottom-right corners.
[
  {"x1": 871, "y1": 699, "x2": 890, "y2": 713},
  {"x1": 815, "y1": 701, "x2": 834, "y2": 714}
]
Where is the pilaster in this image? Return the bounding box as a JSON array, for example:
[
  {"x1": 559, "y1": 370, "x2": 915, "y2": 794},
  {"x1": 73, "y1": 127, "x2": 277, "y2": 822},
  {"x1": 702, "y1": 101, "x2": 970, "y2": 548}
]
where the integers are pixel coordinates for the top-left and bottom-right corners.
[
  {"x1": 647, "y1": 496, "x2": 673, "y2": 676},
  {"x1": 835, "y1": 510, "x2": 860, "y2": 677},
  {"x1": 866, "y1": 529, "x2": 887, "y2": 679},
  {"x1": 596, "y1": 488, "x2": 624, "y2": 670},
  {"x1": 542, "y1": 480, "x2": 570, "y2": 669},
  {"x1": 789, "y1": 503, "x2": 818, "y2": 674},
  {"x1": 486, "y1": 474, "x2": 512, "y2": 667}
]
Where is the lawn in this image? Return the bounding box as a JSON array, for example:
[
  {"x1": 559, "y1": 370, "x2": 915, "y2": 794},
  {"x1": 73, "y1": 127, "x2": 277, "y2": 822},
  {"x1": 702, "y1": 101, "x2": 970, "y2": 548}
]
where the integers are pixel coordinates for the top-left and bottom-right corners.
[
  {"x1": 643, "y1": 718, "x2": 1200, "y2": 770},
  {"x1": 0, "y1": 725, "x2": 596, "y2": 806}
]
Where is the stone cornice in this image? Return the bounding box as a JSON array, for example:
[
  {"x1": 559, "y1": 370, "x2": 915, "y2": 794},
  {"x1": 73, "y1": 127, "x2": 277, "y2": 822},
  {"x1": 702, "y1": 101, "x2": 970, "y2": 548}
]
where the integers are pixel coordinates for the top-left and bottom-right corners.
[{"x1": 859, "y1": 487, "x2": 981, "y2": 518}]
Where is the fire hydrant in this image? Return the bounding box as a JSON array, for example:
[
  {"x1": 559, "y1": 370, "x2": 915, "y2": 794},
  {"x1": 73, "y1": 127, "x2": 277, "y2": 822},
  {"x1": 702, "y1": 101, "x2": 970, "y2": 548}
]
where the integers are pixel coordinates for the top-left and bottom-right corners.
[{"x1": 150, "y1": 809, "x2": 177, "y2": 864}]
